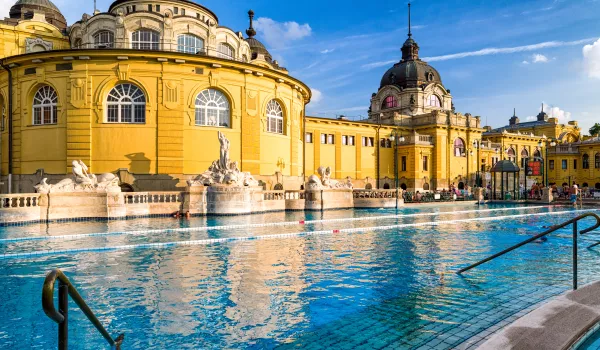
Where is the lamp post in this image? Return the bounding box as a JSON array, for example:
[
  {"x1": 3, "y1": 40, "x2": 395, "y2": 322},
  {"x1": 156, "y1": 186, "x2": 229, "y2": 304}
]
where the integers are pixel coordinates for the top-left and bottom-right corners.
[
  {"x1": 389, "y1": 128, "x2": 405, "y2": 208},
  {"x1": 472, "y1": 140, "x2": 480, "y2": 187}
]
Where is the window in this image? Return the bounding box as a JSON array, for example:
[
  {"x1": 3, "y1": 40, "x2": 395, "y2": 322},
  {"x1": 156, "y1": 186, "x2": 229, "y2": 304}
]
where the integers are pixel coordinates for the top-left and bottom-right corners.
[
  {"x1": 148, "y1": 4, "x2": 152, "y2": 11},
  {"x1": 342, "y1": 135, "x2": 347, "y2": 145},
  {"x1": 427, "y1": 95, "x2": 441, "y2": 107},
  {"x1": 454, "y1": 138, "x2": 465, "y2": 157},
  {"x1": 507, "y1": 148, "x2": 516, "y2": 162},
  {"x1": 533, "y1": 149, "x2": 542, "y2": 160},
  {"x1": 327, "y1": 134, "x2": 334, "y2": 144},
  {"x1": 32, "y1": 85, "x2": 58, "y2": 125},
  {"x1": 362, "y1": 136, "x2": 374, "y2": 147},
  {"x1": 562, "y1": 159, "x2": 568, "y2": 169},
  {"x1": 126, "y1": 6, "x2": 130, "y2": 13},
  {"x1": 195, "y1": 89, "x2": 230, "y2": 127},
  {"x1": 583, "y1": 154, "x2": 590, "y2": 169},
  {"x1": 266, "y1": 100, "x2": 284, "y2": 134},
  {"x1": 549, "y1": 160, "x2": 555, "y2": 170},
  {"x1": 106, "y1": 83, "x2": 146, "y2": 123},
  {"x1": 305, "y1": 132, "x2": 313, "y2": 143},
  {"x1": 177, "y1": 34, "x2": 204, "y2": 54},
  {"x1": 423, "y1": 156, "x2": 428, "y2": 171},
  {"x1": 520, "y1": 149, "x2": 529, "y2": 169},
  {"x1": 492, "y1": 156, "x2": 499, "y2": 166},
  {"x1": 401, "y1": 156, "x2": 406, "y2": 171},
  {"x1": 574, "y1": 159, "x2": 577, "y2": 170},
  {"x1": 132, "y1": 30, "x2": 159, "y2": 50},
  {"x1": 155, "y1": 4, "x2": 160, "y2": 11},
  {"x1": 321, "y1": 134, "x2": 326, "y2": 144},
  {"x1": 382, "y1": 96, "x2": 397, "y2": 109},
  {"x1": 174, "y1": 6, "x2": 178, "y2": 14},
  {"x1": 93, "y1": 30, "x2": 114, "y2": 48},
  {"x1": 217, "y1": 43, "x2": 234, "y2": 59},
  {"x1": 181, "y1": 8, "x2": 185, "y2": 16},
  {"x1": 596, "y1": 153, "x2": 600, "y2": 169},
  {"x1": 132, "y1": 5, "x2": 136, "y2": 11},
  {"x1": 348, "y1": 136, "x2": 355, "y2": 146}
]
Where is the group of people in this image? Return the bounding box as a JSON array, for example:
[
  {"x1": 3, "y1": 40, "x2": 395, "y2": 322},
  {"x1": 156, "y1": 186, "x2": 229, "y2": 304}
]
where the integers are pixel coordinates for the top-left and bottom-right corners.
[
  {"x1": 524, "y1": 182, "x2": 582, "y2": 204},
  {"x1": 173, "y1": 211, "x2": 191, "y2": 219}
]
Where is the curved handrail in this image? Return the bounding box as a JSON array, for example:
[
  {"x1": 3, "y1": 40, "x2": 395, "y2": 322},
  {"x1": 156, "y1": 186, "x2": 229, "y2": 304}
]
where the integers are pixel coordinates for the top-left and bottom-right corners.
[
  {"x1": 457, "y1": 212, "x2": 600, "y2": 274},
  {"x1": 42, "y1": 268, "x2": 123, "y2": 348}
]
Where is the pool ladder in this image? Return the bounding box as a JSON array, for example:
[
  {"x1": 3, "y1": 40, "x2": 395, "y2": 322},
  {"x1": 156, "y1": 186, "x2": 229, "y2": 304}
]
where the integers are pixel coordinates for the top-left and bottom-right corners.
[
  {"x1": 457, "y1": 212, "x2": 600, "y2": 290},
  {"x1": 42, "y1": 268, "x2": 124, "y2": 349}
]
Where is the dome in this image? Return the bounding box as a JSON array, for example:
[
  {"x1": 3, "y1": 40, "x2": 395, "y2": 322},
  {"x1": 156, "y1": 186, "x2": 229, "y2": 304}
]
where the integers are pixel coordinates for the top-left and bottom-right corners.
[
  {"x1": 491, "y1": 160, "x2": 520, "y2": 173},
  {"x1": 380, "y1": 58, "x2": 443, "y2": 89},
  {"x1": 9, "y1": 0, "x2": 67, "y2": 31},
  {"x1": 244, "y1": 10, "x2": 273, "y2": 62}
]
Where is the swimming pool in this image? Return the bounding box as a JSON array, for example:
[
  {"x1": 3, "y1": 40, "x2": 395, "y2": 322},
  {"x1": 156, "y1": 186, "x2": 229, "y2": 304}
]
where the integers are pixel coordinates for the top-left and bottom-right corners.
[{"x1": 2, "y1": 203, "x2": 600, "y2": 349}]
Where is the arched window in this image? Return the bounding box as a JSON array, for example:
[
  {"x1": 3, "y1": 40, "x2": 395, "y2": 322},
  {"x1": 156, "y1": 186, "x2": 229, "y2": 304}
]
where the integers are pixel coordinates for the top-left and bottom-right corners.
[
  {"x1": 383, "y1": 183, "x2": 390, "y2": 189},
  {"x1": 454, "y1": 138, "x2": 465, "y2": 157},
  {"x1": 507, "y1": 147, "x2": 516, "y2": 162},
  {"x1": 583, "y1": 154, "x2": 590, "y2": 169},
  {"x1": 177, "y1": 34, "x2": 204, "y2": 54},
  {"x1": 381, "y1": 96, "x2": 397, "y2": 109},
  {"x1": 33, "y1": 86, "x2": 58, "y2": 125},
  {"x1": 106, "y1": 83, "x2": 146, "y2": 123},
  {"x1": 195, "y1": 89, "x2": 230, "y2": 127},
  {"x1": 427, "y1": 95, "x2": 441, "y2": 107},
  {"x1": 217, "y1": 43, "x2": 234, "y2": 59},
  {"x1": 533, "y1": 149, "x2": 542, "y2": 160},
  {"x1": 266, "y1": 100, "x2": 283, "y2": 134},
  {"x1": 595, "y1": 153, "x2": 600, "y2": 169},
  {"x1": 93, "y1": 31, "x2": 114, "y2": 48},
  {"x1": 132, "y1": 30, "x2": 159, "y2": 50},
  {"x1": 521, "y1": 148, "x2": 529, "y2": 168}
]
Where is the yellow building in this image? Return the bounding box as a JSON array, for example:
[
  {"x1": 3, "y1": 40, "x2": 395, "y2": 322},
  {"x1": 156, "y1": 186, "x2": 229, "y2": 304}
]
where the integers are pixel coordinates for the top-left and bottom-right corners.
[{"x1": 0, "y1": 0, "x2": 596, "y2": 194}]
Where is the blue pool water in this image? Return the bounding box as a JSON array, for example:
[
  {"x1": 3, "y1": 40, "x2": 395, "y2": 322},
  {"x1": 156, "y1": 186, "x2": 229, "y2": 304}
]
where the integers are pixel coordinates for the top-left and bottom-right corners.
[{"x1": 1, "y1": 203, "x2": 600, "y2": 349}]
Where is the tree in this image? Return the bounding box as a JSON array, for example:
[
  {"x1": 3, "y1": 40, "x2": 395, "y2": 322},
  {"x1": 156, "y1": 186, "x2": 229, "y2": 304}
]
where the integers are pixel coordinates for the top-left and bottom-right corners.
[{"x1": 590, "y1": 123, "x2": 600, "y2": 137}]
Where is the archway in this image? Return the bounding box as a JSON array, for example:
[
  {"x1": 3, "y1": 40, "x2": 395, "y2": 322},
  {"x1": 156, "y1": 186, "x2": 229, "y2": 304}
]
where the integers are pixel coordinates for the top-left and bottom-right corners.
[
  {"x1": 383, "y1": 183, "x2": 390, "y2": 189},
  {"x1": 458, "y1": 182, "x2": 465, "y2": 190},
  {"x1": 400, "y1": 183, "x2": 407, "y2": 190},
  {"x1": 423, "y1": 183, "x2": 430, "y2": 191},
  {"x1": 365, "y1": 183, "x2": 373, "y2": 190}
]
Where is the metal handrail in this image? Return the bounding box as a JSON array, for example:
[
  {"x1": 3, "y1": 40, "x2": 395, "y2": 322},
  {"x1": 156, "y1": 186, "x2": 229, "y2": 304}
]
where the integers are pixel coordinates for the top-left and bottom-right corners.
[
  {"x1": 457, "y1": 213, "x2": 600, "y2": 290},
  {"x1": 42, "y1": 269, "x2": 124, "y2": 350}
]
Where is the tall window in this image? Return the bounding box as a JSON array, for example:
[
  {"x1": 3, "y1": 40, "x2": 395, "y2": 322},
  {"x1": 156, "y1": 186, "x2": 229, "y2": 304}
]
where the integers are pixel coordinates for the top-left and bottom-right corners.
[
  {"x1": 583, "y1": 154, "x2": 590, "y2": 169},
  {"x1": 533, "y1": 149, "x2": 542, "y2": 160},
  {"x1": 521, "y1": 149, "x2": 529, "y2": 168},
  {"x1": 427, "y1": 95, "x2": 441, "y2": 107},
  {"x1": 562, "y1": 159, "x2": 568, "y2": 169},
  {"x1": 266, "y1": 100, "x2": 283, "y2": 134},
  {"x1": 401, "y1": 156, "x2": 406, "y2": 171},
  {"x1": 194, "y1": 89, "x2": 230, "y2": 127},
  {"x1": 423, "y1": 156, "x2": 428, "y2": 171},
  {"x1": 177, "y1": 34, "x2": 204, "y2": 54},
  {"x1": 132, "y1": 30, "x2": 159, "y2": 50},
  {"x1": 574, "y1": 159, "x2": 577, "y2": 170},
  {"x1": 305, "y1": 132, "x2": 313, "y2": 143},
  {"x1": 382, "y1": 96, "x2": 397, "y2": 109},
  {"x1": 33, "y1": 86, "x2": 58, "y2": 125},
  {"x1": 93, "y1": 31, "x2": 115, "y2": 48},
  {"x1": 106, "y1": 83, "x2": 146, "y2": 123},
  {"x1": 507, "y1": 148, "x2": 516, "y2": 162},
  {"x1": 217, "y1": 43, "x2": 234, "y2": 59},
  {"x1": 454, "y1": 138, "x2": 465, "y2": 157},
  {"x1": 549, "y1": 160, "x2": 554, "y2": 170},
  {"x1": 596, "y1": 153, "x2": 600, "y2": 169}
]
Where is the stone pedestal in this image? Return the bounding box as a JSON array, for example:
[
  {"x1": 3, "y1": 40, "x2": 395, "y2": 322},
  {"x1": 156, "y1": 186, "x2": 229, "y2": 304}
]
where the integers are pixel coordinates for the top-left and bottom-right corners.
[
  {"x1": 45, "y1": 191, "x2": 125, "y2": 221},
  {"x1": 183, "y1": 185, "x2": 208, "y2": 215},
  {"x1": 542, "y1": 188, "x2": 554, "y2": 203},
  {"x1": 305, "y1": 189, "x2": 354, "y2": 211},
  {"x1": 206, "y1": 185, "x2": 260, "y2": 215}
]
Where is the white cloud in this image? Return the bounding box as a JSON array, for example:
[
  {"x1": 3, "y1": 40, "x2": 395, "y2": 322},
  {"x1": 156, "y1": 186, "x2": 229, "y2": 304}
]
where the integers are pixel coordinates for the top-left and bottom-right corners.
[
  {"x1": 0, "y1": 0, "x2": 13, "y2": 18},
  {"x1": 522, "y1": 60, "x2": 530, "y2": 65},
  {"x1": 310, "y1": 88, "x2": 323, "y2": 104},
  {"x1": 254, "y1": 17, "x2": 312, "y2": 49},
  {"x1": 541, "y1": 103, "x2": 571, "y2": 121},
  {"x1": 583, "y1": 38, "x2": 600, "y2": 78},
  {"x1": 532, "y1": 54, "x2": 549, "y2": 63},
  {"x1": 421, "y1": 38, "x2": 596, "y2": 62},
  {"x1": 361, "y1": 59, "x2": 397, "y2": 70},
  {"x1": 320, "y1": 49, "x2": 335, "y2": 54}
]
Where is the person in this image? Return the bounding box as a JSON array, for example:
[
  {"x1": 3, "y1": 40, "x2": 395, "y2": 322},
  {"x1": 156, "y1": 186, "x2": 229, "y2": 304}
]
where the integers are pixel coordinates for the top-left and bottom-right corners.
[
  {"x1": 173, "y1": 210, "x2": 181, "y2": 218},
  {"x1": 185, "y1": 211, "x2": 191, "y2": 219},
  {"x1": 532, "y1": 183, "x2": 539, "y2": 199},
  {"x1": 415, "y1": 191, "x2": 422, "y2": 202},
  {"x1": 571, "y1": 183, "x2": 579, "y2": 205}
]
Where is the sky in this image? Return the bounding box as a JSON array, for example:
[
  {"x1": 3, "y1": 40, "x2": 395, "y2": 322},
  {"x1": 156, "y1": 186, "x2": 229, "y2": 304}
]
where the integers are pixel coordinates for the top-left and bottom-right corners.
[{"x1": 4, "y1": 0, "x2": 599, "y2": 134}]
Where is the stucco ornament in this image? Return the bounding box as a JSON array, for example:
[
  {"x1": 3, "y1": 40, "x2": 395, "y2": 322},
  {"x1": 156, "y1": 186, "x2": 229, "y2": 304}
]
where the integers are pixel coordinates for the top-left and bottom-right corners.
[
  {"x1": 306, "y1": 166, "x2": 353, "y2": 190},
  {"x1": 34, "y1": 160, "x2": 121, "y2": 193},
  {"x1": 188, "y1": 131, "x2": 258, "y2": 187}
]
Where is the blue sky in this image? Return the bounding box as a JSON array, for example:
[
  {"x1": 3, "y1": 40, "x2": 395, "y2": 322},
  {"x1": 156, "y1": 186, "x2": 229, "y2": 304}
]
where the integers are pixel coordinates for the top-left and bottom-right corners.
[{"x1": 6, "y1": 0, "x2": 599, "y2": 133}]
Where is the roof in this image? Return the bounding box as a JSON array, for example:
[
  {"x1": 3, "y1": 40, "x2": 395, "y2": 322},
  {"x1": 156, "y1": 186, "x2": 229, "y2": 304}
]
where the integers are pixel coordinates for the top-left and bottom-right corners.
[
  {"x1": 12, "y1": 0, "x2": 60, "y2": 12},
  {"x1": 380, "y1": 59, "x2": 443, "y2": 89},
  {"x1": 487, "y1": 120, "x2": 552, "y2": 133},
  {"x1": 491, "y1": 160, "x2": 520, "y2": 173},
  {"x1": 108, "y1": 0, "x2": 218, "y2": 21}
]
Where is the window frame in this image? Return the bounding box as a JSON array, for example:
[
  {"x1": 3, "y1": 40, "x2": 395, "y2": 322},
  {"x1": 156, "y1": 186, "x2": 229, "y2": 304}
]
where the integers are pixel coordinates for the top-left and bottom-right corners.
[
  {"x1": 265, "y1": 100, "x2": 284, "y2": 134},
  {"x1": 305, "y1": 132, "x2": 313, "y2": 143},
  {"x1": 423, "y1": 156, "x2": 428, "y2": 171},
  {"x1": 93, "y1": 30, "x2": 115, "y2": 48},
  {"x1": 131, "y1": 29, "x2": 160, "y2": 50},
  {"x1": 583, "y1": 154, "x2": 590, "y2": 169},
  {"x1": 596, "y1": 153, "x2": 600, "y2": 169},
  {"x1": 32, "y1": 85, "x2": 58, "y2": 125},
  {"x1": 217, "y1": 43, "x2": 235, "y2": 60},
  {"x1": 454, "y1": 138, "x2": 466, "y2": 157},
  {"x1": 194, "y1": 89, "x2": 230, "y2": 127},
  {"x1": 427, "y1": 94, "x2": 442, "y2": 108},
  {"x1": 105, "y1": 83, "x2": 146, "y2": 124},
  {"x1": 401, "y1": 156, "x2": 407, "y2": 171},
  {"x1": 549, "y1": 160, "x2": 555, "y2": 170},
  {"x1": 562, "y1": 159, "x2": 568, "y2": 170},
  {"x1": 177, "y1": 34, "x2": 204, "y2": 54},
  {"x1": 382, "y1": 95, "x2": 397, "y2": 109}
]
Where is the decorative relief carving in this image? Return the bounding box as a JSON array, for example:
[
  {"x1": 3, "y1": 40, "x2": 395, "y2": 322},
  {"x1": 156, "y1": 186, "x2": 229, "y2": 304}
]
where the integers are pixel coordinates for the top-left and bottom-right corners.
[
  {"x1": 117, "y1": 63, "x2": 130, "y2": 80},
  {"x1": 70, "y1": 78, "x2": 86, "y2": 108},
  {"x1": 306, "y1": 166, "x2": 353, "y2": 190},
  {"x1": 246, "y1": 89, "x2": 257, "y2": 115},
  {"x1": 163, "y1": 81, "x2": 179, "y2": 109},
  {"x1": 208, "y1": 71, "x2": 219, "y2": 87},
  {"x1": 25, "y1": 37, "x2": 53, "y2": 53}
]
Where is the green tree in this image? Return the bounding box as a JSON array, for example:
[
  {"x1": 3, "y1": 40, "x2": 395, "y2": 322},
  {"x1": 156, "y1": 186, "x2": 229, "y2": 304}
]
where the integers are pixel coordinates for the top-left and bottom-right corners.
[{"x1": 590, "y1": 123, "x2": 600, "y2": 137}]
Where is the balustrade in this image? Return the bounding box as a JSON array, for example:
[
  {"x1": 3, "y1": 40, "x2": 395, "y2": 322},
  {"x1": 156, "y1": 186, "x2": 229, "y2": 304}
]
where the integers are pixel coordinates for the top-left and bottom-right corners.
[
  {"x1": 353, "y1": 189, "x2": 398, "y2": 199},
  {"x1": 0, "y1": 194, "x2": 40, "y2": 208},
  {"x1": 284, "y1": 191, "x2": 305, "y2": 200},
  {"x1": 263, "y1": 191, "x2": 285, "y2": 201},
  {"x1": 125, "y1": 192, "x2": 182, "y2": 205}
]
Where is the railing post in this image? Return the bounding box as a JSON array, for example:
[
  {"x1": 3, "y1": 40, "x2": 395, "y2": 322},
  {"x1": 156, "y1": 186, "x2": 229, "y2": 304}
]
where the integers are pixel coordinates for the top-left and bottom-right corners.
[
  {"x1": 573, "y1": 221, "x2": 578, "y2": 290},
  {"x1": 58, "y1": 281, "x2": 69, "y2": 350}
]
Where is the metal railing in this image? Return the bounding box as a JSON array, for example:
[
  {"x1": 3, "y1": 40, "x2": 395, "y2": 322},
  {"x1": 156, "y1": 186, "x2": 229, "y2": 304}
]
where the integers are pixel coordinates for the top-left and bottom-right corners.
[
  {"x1": 457, "y1": 213, "x2": 600, "y2": 290},
  {"x1": 42, "y1": 269, "x2": 124, "y2": 350}
]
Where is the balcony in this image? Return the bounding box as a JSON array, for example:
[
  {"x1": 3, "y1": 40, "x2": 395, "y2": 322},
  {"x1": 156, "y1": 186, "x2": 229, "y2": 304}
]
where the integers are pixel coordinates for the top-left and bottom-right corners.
[
  {"x1": 548, "y1": 145, "x2": 579, "y2": 155},
  {"x1": 397, "y1": 134, "x2": 434, "y2": 146}
]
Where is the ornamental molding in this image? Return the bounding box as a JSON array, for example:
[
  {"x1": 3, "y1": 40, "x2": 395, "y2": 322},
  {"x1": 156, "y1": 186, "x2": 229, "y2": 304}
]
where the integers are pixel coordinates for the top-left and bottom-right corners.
[{"x1": 25, "y1": 37, "x2": 53, "y2": 53}]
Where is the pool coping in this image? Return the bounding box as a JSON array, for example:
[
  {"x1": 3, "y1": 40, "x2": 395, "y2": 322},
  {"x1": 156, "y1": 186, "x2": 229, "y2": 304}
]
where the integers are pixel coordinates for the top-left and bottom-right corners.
[{"x1": 474, "y1": 281, "x2": 600, "y2": 350}]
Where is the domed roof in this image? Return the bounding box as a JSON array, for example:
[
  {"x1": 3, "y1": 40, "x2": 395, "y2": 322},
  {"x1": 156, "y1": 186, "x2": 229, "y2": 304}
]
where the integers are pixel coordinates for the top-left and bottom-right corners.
[
  {"x1": 491, "y1": 160, "x2": 520, "y2": 173},
  {"x1": 244, "y1": 10, "x2": 273, "y2": 62},
  {"x1": 9, "y1": 0, "x2": 66, "y2": 31},
  {"x1": 380, "y1": 58, "x2": 443, "y2": 89}
]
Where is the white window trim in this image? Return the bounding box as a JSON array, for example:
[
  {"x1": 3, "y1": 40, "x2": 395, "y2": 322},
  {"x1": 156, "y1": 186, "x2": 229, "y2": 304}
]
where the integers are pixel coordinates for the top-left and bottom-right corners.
[
  {"x1": 194, "y1": 89, "x2": 230, "y2": 127},
  {"x1": 266, "y1": 100, "x2": 284, "y2": 134},
  {"x1": 106, "y1": 84, "x2": 146, "y2": 123},
  {"x1": 32, "y1": 86, "x2": 58, "y2": 125},
  {"x1": 131, "y1": 30, "x2": 160, "y2": 50}
]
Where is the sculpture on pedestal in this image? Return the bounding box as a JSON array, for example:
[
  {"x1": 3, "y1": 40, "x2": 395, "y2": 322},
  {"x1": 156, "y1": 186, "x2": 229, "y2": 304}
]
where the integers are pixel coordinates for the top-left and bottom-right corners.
[
  {"x1": 188, "y1": 131, "x2": 258, "y2": 187},
  {"x1": 34, "y1": 160, "x2": 121, "y2": 193},
  {"x1": 306, "y1": 166, "x2": 353, "y2": 190}
]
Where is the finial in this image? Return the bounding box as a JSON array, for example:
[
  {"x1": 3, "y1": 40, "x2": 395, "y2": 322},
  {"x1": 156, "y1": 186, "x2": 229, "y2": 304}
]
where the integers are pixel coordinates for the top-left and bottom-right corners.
[
  {"x1": 408, "y1": 2, "x2": 412, "y2": 37},
  {"x1": 246, "y1": 9, "x2": 256, "y2": 38},
  {"x1": 94, "y1": 0, "x2": 96, "y2": 13},
  {"x1": 541, "y1": 103, "x2": 544, "y2": 113},
  {"x1": 513, "y1": 108, "x2": 516, "y2": 117}
]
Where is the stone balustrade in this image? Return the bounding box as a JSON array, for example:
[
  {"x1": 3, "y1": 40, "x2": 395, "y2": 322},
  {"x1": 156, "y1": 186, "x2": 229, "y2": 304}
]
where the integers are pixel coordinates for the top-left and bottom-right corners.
[
  {"x1": 353, "y1": 189, "x2": 399, "y2": 199},
  {"x1": 0, "y1": 194, "x2": 40, "y2": 208},
  {"x1": 125, "y1": 192, "x2": 182, "y2": 205},
  {"x1": 284, "y1": 190, "x2": 305, "y2": 200},
  {"x1": 353, "y1": 189, "x2": 402, "y2": 208},
  {"x1": 263, "y1": 191, "x2": 285, "y2": 201}
]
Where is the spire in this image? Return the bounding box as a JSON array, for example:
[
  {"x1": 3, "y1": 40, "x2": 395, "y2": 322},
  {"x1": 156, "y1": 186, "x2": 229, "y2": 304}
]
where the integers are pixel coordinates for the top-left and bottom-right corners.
[
  {"x1": 408, "y1": 2, "x2": 412, "y2": 38},
  {"x1": 541, "y1": 103, "x2": 544, "y2": 112},
  {"x1": 246, "y1": 9, "x2": 256, "y2": 38},
  {"x1": 513, "y1": 108, "x2": 516, "y2": 117}
]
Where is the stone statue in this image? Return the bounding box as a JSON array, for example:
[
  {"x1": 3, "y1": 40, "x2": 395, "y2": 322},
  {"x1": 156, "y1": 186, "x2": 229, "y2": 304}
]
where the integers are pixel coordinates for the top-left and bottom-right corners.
[
  {"x1": 305, "y1": 166, "x2": 353, "y2": 190},
  {"x1": 188, "y1": 132, "x2": 258, "y2": 187},
  {"x1": 34, "y1": 160, "x2": 120, "y2": 193}
]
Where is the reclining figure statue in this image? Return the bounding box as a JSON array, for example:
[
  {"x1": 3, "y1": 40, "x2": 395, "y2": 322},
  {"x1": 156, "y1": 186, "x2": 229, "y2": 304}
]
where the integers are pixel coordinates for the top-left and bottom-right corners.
[{"x1": 34, "y1": 160, "x2": 120, "y2": 193}]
